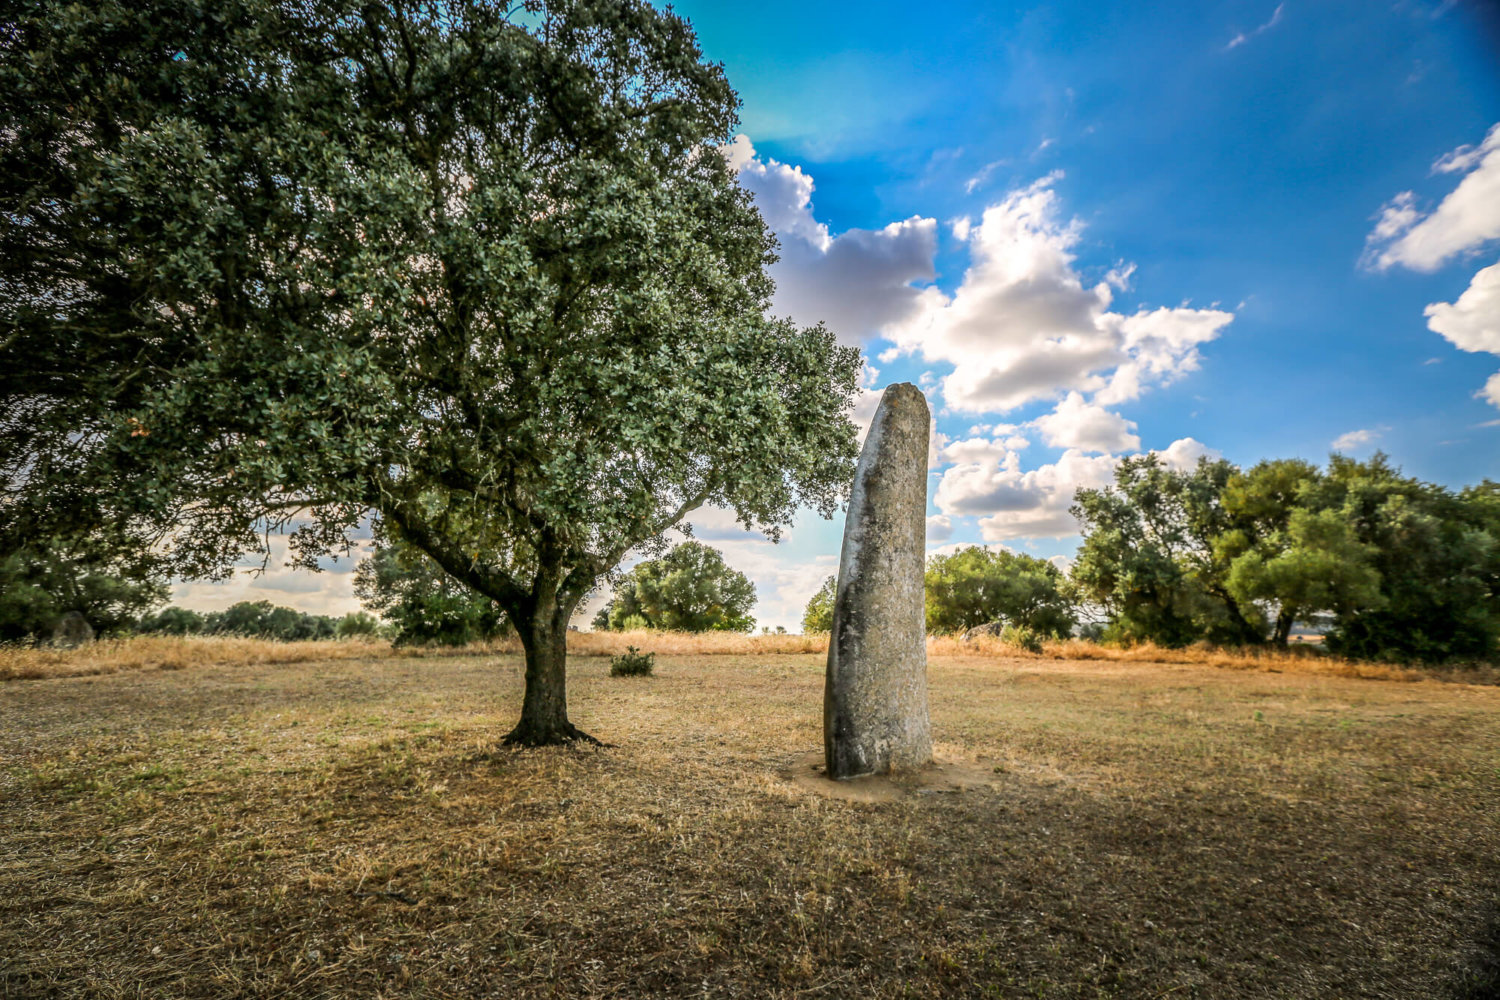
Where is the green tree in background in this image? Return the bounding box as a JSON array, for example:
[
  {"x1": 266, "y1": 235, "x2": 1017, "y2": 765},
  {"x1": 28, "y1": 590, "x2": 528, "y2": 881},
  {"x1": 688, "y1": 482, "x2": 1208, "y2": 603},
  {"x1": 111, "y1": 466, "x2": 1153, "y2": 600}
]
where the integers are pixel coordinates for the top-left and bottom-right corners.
[
  {"x1": 335, "y1": 612, "x2": 382, "y2": 639},
  {"x1": 354, "y1": 541, "x2": 507, "y2": 646},
  {"x1": 601, "y1": 541, "x2": 755, "y2": 632},
  {"x1": 924, "y1": 547, "x2": 1076, "y2": 637},
  {"x1": 2, "y1": 0, "x2": 860, "y2": 743},
  {"x1": 1224, "y1": 508, "x2": 1382, "y2": 645},
  {"x1": 1070, "y1": 455, "x2": 1259, "y2": 647},
  {"x1": 137, "y1": 606, "x2": 206, "y2": 636},
  {"x1": 1314, "y1": 456, "x2": 1499, "y2": 662},
  {"x1": 198, "y1": 600, "x2": 337, "y2": 640},
  {"x1": 0, "y1": 533, "x2": 168, "y2": 642},
  {"x1": 801, "y1": 576, "x2": 836, "y2": 634},
  {"x1": 1071, "y1": 450, "x2": 1498, "y2": 662},
  {"x1": 1216, "y1": 460, "x2": 1381, "y2": 645},
  {"x1": 137, "y1": 601, "x2": 348, "y2": 640}
]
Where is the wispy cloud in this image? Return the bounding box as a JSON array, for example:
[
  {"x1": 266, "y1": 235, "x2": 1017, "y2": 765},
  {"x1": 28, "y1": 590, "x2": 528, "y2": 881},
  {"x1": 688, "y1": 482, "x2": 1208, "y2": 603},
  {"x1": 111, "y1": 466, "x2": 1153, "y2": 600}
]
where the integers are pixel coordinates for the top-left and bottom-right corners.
[
  {"x1": 1331, "y1": 428, "x2": 1377, "y2": 451},
  {"x1": 1226, "y1": 3, "x2": 1286, "y2": 50},
  {"x1": 964, "y1": 158, "x2": 1008, "y2": 195}
]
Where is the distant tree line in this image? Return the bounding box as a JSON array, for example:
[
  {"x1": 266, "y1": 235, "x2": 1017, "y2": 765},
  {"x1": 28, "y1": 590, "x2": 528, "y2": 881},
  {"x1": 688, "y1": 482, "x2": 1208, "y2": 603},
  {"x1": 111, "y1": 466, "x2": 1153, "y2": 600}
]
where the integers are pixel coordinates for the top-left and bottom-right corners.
[
  {"x1": 136, "y1": 601, "x2": 381, "y2": 641},
  {"x1": 1070, "y1": 453, "x2": 1498, "y2": 662},
  {"x1": 10, "y1": 453, "x2": 1494, "y2": 665},
  {"x1": 0, "y1": 533, "x2": 385, "y2": 644},
  {"x1": 802, "y1": 548, "x2": 1076, "y2": 653},
  {"x1": 800, "y1": 454, "x2": 1497, "y2": 665}
]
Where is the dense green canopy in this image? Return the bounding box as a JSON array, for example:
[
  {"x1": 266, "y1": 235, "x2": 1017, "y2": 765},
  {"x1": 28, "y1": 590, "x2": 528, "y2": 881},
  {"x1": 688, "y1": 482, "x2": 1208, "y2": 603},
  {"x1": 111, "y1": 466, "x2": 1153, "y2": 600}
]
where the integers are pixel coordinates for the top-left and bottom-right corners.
[
  {"x1": 924, "y1": 546, "x2": 1077, "y2": 638},
  {"x1": 1072, "y1": 453, "x2": 1499, "y2": 661},
  {"x1": 1, "y1": 0, "x2": 861, "y2": 740},
  {"x1": 800, "y1": 575, "x2": 836, "y2": 634},
  {"x1": 355, "y1": 539, "x2": 509, "y2": 646},
  {"x1": 595, "y1": 540, "x2": 756, "y2": 632}
]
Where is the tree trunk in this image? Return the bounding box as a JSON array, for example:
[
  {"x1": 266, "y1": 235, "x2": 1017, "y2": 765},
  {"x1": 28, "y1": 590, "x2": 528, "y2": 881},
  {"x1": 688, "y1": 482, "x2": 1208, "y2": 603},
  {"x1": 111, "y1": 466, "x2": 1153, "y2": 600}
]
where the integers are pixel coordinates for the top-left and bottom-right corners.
[
  {"x1": 503, "y1": 605, "x2": 598, "y2": 746},
  {"x1": 1212, "y1": 584, "x2": 1263, "y2": 645},
  {"x1": 1272, "y1": 607, "x2": 1296, "y2": 647}
]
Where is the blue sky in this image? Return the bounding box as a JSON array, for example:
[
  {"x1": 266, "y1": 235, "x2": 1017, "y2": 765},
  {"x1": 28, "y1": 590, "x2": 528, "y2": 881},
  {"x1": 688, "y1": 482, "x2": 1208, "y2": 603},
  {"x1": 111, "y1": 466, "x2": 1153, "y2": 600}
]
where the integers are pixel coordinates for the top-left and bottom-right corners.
[{"x1": 175, "y1": 0, "x2": 1500, "y2": 631}]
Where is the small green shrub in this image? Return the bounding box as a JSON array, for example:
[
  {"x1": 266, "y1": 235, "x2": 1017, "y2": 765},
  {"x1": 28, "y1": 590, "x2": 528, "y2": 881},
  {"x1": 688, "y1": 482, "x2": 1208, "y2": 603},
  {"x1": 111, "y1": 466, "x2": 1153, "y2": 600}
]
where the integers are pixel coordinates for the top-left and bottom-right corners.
[
  {"x1": 610, "y1": 646, "x2": 655, "y2": 677},
  {"x1": 1000, "y1": 624, "x2": 1044, "y2": 655}
]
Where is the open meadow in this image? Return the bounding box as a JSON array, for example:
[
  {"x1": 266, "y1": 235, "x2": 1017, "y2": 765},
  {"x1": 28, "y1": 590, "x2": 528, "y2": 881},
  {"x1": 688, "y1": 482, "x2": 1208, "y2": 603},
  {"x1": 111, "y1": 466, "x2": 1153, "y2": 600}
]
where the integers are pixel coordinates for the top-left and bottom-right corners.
[{"x1": 2, "y1": 639, "x2": 1498, "y2": 999}]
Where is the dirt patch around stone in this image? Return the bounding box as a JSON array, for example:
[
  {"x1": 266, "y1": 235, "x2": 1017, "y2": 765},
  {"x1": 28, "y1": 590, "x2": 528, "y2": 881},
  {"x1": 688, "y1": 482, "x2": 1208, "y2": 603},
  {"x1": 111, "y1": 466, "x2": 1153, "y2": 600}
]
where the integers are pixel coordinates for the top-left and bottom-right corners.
[{"x1": 782, "y1": 749, "x2": 999, "y2": 803}]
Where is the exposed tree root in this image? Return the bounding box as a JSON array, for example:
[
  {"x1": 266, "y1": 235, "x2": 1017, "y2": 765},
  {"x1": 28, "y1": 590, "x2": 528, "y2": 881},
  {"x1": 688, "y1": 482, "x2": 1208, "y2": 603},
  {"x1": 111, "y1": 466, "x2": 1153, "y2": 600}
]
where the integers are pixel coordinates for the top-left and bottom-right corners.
[{"x1": 500, "y1": 720, "x2": 607, "y2": 747}]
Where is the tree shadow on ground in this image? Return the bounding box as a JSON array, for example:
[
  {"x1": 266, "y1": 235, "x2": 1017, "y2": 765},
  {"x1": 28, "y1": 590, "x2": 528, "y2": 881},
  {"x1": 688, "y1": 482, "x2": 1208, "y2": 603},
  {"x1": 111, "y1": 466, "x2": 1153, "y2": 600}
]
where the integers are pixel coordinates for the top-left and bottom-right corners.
[{"x1": 1453, "y1": 900, "x2": 1500, "y2": 999}]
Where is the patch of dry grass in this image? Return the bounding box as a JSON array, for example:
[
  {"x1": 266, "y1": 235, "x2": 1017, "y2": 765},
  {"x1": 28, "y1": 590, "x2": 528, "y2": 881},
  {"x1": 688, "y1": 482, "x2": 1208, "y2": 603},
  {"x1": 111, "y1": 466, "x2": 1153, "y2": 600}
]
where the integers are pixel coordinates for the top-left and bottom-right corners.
[
  {"x1": 11, "y1": 629, "x2": 1494, "y2": 688},
  {"x1": 563, "y1": 628, "x2": 828, "y2": 657},
  {"x1": 0, "y1": 631, "x2": 826, "y2": 684},
  {"x1": 0, "y1": 635, "x2": 394, "y2": 682},
  {"x1": 932, "y1": 635, "x2": 1500, "y2": 685},
  {"x1": 2, "y1": 648, "x2": 1498, "y2": 997}
]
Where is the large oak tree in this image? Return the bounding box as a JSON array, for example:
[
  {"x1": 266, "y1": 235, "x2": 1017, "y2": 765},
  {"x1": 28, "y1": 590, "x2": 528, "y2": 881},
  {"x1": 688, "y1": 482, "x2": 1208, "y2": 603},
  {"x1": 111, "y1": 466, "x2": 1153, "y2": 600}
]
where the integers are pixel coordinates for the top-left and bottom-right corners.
[{"x1": 1, "y1": 0, "x2": 862, "y2": 742}]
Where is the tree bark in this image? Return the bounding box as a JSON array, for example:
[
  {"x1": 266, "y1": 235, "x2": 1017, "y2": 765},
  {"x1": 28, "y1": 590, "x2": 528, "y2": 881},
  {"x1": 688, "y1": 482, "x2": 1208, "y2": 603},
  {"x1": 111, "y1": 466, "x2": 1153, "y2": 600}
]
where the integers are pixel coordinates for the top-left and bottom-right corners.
[
  {"x1": 502, "y1": 602, "x2": 598, "y2": 746},
  {"x1": 1272, "y1": 607, "x2": 1296, "y2": 647}
]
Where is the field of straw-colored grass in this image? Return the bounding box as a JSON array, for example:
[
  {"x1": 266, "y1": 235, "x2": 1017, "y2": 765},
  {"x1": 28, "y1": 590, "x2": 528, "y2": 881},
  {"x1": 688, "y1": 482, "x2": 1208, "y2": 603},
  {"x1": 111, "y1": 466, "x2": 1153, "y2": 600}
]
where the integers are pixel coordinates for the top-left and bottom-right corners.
[
  {"x1": 5, "y1": 629, "x2": 1494, "y2": 685},
  {"x1": 0, "y1": 631, "x2": 827, "y2": 682},
  {"x1": 2, "y1": 642, "x2": 1498, "y2": 997}
]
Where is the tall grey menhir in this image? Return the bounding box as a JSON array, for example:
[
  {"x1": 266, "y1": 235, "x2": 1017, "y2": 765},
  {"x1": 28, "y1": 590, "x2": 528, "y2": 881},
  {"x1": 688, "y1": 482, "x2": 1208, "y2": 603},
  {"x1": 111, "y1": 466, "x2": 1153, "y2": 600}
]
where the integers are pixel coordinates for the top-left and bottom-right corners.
[{"x1": 824, "y1": 383, "x2": 933, "y2": 779}]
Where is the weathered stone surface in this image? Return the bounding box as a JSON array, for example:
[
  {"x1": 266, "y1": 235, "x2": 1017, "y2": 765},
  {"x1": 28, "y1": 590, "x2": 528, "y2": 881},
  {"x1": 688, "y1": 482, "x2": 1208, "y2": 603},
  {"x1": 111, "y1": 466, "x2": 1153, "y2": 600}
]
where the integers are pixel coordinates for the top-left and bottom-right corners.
[
  {"x1": 960, "y1": 620, "x2": 1008, "y2": 642},
  {"x1": 824, "y1": 382, "x2": 932, "y2": 779},
  {"x1": 51, "y1": 611, "x2": 94, "y2": 648}
]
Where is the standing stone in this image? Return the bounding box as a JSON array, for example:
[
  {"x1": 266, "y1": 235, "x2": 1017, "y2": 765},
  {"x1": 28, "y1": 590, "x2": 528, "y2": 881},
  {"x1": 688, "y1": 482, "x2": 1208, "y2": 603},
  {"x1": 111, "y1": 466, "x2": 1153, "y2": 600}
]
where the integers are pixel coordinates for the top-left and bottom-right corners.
[
  {"x1": 51, "y1": 611, "x2": 94, "y2": 648},
  {"x1": 824, "y1": 382, "x2": 932, "y2": 779}
]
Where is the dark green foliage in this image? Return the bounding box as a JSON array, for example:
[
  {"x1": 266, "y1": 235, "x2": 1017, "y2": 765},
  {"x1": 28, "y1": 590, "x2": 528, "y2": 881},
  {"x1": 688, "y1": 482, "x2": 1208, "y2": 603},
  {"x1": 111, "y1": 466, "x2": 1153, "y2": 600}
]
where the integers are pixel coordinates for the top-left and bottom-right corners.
[
  {"x1": 136, "y1": 606, "x2": 206, "y2": 636},
  {"x1": 334, "y1": 611, "x2": 382, "y2": 639},
  {"x1": 1215, "y1": 459, "x2": 1381, "y2": 645},
  {"x1": 801, "y1": 575, "x2": 836, "y2": 634},
  {"x1": 207, "y1": 601, "x2": 338, "y2": 640},
  {"x1": 138, "y1": 601, "x2": 356, "y2": 641},
  {"x1": 1071, "y1": 451, "x2": 1499, "y2": 663},
  {"x1": 1, "y1": 0, "x2": 860, "y2": 742},
  {"x1": 0, "y1": 534, "x2": 168, "y2": 642},
  {"x1": 601, "y1": 542, "x2": 755, "y2": 632},
  {"x1": 1314, "y1": 458, "x2": 1499, "y2": 663},
  {"x1": 1000, "y1": 624, "x2": 1045, "y2": 654},
  {"x1": 924, "y1": 547, "x2": 1077, "y2": 637},
  {"x1": 1071, "y1": 455, "x2": 1259, "y2": 648},
  {"x1": 609, "y1": 646, "x2": 654, "y2": 677},
  {"x1": 354, "y1": 542, "x2": 507, "y2": 646}
]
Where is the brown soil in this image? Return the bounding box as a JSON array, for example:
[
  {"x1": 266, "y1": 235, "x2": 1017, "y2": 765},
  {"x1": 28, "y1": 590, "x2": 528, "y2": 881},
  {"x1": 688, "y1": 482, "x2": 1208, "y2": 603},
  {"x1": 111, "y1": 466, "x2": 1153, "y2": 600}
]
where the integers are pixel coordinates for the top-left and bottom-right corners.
[{"x1": 783, "y1": 749, "x2": 1000, "y2": 803}]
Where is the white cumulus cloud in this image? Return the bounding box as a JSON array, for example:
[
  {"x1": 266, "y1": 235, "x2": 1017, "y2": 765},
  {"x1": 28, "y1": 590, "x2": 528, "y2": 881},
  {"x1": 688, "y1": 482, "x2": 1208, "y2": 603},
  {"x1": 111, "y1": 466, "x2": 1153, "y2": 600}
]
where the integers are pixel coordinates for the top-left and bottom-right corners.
[
  {"x1": 1426, "y1": 260, "x2": 1500, "y2": 355},
  {"x1": 1425, "y1": 260, "x2": 1500, "y2": 410},
  {"x1": 883, "y1": 173, "x2": 1232, "y2": 414},
  {"x1": 728, "y1": 135, "x2": 938, "y2": 344},
  {"x1": 1366, "y1": 123, "x2": 1500, "y2": 273},
  {"x1": 1033, "y1": 391, "x2": 1141, "y2": 453},
  {"x1": 931, "y1": 434, "x2": 1220, "y2": 542},
  {"x1": 731, "y1": 142, "x2": 1229, "y2": 456},
  {"x1": 1154, "y1": 437, "x2": 1220, "y2": 471}
]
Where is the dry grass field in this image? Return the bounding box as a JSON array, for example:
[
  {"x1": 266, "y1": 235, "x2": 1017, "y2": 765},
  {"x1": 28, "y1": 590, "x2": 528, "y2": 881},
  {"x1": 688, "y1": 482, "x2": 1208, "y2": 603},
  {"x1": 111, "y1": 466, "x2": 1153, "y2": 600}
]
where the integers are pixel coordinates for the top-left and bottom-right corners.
[{"x1": 2, "y1": 639, "x2": 1498, "y2": 998}]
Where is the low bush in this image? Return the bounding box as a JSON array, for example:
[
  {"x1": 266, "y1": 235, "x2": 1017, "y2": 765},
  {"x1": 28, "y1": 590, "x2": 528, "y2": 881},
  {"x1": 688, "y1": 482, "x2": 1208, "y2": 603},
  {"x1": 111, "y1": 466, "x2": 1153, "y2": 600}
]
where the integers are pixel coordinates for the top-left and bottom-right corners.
[
  {"x1": 610, "y1": 646, "x2": 655, "y2": 677},
  {"x1": 1001, "y1": 624, "x2": 1045, "y2": 654}
]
